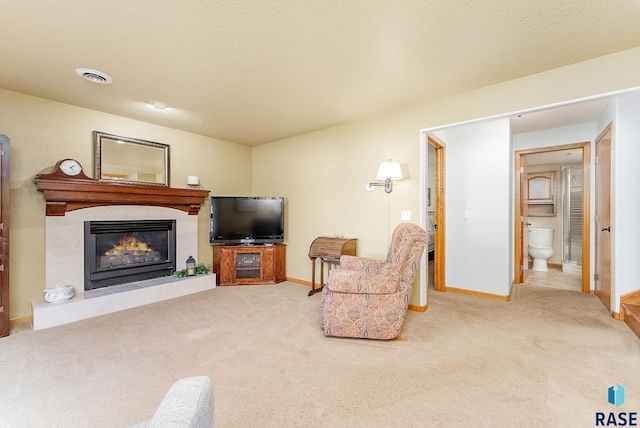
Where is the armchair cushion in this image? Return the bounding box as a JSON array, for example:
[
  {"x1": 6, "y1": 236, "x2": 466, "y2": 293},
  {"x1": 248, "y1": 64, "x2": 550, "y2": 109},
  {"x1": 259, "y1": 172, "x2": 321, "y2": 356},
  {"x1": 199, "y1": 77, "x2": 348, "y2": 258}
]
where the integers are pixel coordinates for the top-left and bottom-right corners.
[
  {"x1": 339, "y1": 255, "x2": 387, "y2": 273},
  {"x1": 326, "y1": 268, "x2": 401, "y2": 294}
]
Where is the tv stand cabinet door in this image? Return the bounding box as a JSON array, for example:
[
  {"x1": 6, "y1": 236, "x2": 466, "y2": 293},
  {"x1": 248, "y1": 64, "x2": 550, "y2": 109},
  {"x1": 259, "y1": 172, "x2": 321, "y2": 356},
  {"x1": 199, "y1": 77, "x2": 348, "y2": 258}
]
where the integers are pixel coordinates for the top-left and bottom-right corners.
[
  {"x1": 273, "y1": 244, "x2": 287, "y2": 283},
  {"x1": 212, "y1": 244, "x2": 286, "y2": 286},
  {"x1": 259, "y1": 245, "x2": 286, "y2": 284},
  {"x1": 213, "y1": 246, "x2": 236, "y2": 285},
  {"x1": 262, "y1": 247, "x2": 276, "y2": 282},
  {"x1": 232, "y1": 247, "x2": 264, "y2": 284}
]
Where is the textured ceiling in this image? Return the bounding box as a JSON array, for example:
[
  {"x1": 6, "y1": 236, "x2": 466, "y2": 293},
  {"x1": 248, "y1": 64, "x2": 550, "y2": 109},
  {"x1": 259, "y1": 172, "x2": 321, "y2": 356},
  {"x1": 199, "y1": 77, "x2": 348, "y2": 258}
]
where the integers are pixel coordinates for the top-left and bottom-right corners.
[{"x1": 1, "y1": 1, "x2": 639, "y2": 146}]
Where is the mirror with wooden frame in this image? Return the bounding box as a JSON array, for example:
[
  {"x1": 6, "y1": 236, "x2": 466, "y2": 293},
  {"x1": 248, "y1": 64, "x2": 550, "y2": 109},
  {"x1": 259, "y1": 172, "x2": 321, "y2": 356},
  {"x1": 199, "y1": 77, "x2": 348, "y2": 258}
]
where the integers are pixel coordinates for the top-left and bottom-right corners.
[
  {"x1": 527, "y1": 171, "x2": 555, "y2": 216},
  {"x1": 93, "y1": 131, "x2": 170, "y2": 186}
]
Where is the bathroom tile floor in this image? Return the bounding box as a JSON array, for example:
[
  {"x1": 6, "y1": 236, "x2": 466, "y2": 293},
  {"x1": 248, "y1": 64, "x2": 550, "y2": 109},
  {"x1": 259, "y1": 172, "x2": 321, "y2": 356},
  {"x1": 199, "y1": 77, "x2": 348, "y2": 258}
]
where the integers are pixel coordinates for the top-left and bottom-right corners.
[{"x1": 524, "y1": 264, "x2": 582, "y2": 292}]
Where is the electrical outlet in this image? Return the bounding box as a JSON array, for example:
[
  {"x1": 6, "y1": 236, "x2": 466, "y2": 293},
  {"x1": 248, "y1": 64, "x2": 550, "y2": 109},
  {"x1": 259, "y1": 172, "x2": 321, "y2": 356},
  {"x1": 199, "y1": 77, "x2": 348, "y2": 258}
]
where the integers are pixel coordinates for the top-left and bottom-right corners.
[{"x1": 401, "y1": 210, "x2": 411, "y2": 221}]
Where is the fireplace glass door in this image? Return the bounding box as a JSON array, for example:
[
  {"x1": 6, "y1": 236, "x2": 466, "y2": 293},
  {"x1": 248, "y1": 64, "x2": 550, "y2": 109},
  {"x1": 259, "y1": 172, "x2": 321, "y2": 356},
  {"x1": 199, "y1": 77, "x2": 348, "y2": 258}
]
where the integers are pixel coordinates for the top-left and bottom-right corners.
[{"x1": 85, "y1": 220, "x2": 176, "y2": 290}]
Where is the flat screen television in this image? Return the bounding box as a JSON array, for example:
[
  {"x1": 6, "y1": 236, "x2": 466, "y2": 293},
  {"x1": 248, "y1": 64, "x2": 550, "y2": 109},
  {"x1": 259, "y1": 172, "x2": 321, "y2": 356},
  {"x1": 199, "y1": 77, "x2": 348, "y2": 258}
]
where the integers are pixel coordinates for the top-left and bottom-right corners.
[{"x1": 209, "y1": 196, "x2": 285, "y2": 245}]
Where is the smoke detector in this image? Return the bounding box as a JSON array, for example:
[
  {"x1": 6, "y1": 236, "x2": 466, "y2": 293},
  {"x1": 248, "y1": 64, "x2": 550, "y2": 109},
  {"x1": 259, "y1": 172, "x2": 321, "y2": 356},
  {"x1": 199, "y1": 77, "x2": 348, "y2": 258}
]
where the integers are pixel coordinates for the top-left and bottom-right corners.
[
  {"x1": 149, "y1": 101, "x2": 168, "y2": 110},
  {"x1": 75, "y1": 68, "x2": 113, "y2": 84}
]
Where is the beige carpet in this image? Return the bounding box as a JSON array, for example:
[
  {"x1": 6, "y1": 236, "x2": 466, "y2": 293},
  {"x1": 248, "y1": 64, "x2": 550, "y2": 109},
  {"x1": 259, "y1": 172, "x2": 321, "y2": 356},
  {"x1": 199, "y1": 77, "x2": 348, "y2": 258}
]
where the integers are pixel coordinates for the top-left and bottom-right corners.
[{"x1": 1, "y1": 281, "x2": 639, "y2": 427}]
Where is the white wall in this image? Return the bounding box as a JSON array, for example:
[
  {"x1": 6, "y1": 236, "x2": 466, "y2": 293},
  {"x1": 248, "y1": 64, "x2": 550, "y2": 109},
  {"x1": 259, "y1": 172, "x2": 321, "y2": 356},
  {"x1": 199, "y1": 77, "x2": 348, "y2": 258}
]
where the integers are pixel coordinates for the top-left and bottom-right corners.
[
  {"x1": 512, "y1": 123, "x2": 597, "y2": 152},
  {"x1": 439, "y1": 119, "x2": 512, "y2": 296},
  {"x1": 612, "y1": 92, "x2": 640, "y2": 310}
]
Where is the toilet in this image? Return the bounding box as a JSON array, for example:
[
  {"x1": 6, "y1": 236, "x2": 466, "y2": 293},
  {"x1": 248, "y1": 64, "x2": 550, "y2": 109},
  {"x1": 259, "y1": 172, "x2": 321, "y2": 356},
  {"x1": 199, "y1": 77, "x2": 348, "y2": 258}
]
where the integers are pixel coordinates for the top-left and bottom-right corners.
[{"x1": 528, "y1": 227, "x2": 554, "y2": 272}]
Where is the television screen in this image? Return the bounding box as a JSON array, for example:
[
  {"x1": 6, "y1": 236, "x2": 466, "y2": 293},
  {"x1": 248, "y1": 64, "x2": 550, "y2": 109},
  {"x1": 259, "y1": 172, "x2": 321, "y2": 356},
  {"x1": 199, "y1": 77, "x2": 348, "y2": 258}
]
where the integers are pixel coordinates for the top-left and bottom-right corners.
[{"x1": 210, "y1": 196, "x2": 284, "y2": 245}]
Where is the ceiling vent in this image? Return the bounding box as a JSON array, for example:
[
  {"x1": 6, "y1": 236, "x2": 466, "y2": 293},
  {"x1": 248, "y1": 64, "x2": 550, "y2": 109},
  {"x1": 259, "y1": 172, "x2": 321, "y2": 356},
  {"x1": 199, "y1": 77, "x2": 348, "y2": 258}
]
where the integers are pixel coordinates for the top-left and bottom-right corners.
[{"x1": 75, "y1": 68, "x2": 113, "y2": 84}]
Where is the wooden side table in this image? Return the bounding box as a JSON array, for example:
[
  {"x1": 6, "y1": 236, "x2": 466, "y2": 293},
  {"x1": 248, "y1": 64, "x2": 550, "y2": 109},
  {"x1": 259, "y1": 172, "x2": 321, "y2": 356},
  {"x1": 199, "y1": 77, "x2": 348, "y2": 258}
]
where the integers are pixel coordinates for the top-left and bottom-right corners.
[{"x1": 308, "y1": 237, "x2": 356, "y2": 296}]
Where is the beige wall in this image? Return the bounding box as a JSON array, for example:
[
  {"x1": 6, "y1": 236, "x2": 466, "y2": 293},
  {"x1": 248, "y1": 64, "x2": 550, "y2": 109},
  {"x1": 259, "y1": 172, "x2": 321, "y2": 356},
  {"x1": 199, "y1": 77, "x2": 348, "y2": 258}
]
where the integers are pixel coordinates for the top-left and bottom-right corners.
[
  {"x1": 252, "y1": 113, "x2": 422, "y2": 288},
  {"x1": 1, "y1": 89, "x2": 252, "y2": 318},
  {"x1": 252, "y1": 47, "x2": 640, "y2": 307}
]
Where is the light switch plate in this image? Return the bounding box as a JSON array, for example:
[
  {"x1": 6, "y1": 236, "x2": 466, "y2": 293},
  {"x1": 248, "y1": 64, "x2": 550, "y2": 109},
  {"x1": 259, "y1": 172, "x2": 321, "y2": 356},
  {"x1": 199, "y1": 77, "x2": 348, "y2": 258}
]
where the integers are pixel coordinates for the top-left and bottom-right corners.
[{"x1": 401, "y1": 210, "x2": 411, "y2": 221}]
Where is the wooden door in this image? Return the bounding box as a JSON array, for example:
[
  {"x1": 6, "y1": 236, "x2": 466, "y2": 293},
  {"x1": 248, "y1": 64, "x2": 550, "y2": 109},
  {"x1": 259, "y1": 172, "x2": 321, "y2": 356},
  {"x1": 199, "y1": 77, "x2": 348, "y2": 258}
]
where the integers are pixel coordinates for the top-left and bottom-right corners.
[
  {"x1": 0, "y1": 135, "x2": 9, "y2": 337},
  {"x1": 427, "y1": 133, "x2": 446, "y2": 292},
  {"x1": 595, "y1": 124, "x2": 613, "y2": 312},
  {"x1": 521, "y1": 155, "x2": 530, "y2": 282},
  {"x1": 514, "y1": 151, "x2": 530, "y2": 283}
]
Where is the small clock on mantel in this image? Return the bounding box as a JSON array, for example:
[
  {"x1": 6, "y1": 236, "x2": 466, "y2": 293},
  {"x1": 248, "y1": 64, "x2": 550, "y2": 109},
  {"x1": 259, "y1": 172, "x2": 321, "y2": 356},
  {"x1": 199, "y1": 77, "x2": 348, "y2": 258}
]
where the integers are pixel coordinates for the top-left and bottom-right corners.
[
  {"x1": 59, "y1": 159, "x2": 84, "y2": 176},
  {"x1": 37, "y1": 159, "x2": 94, "y2": 181}
]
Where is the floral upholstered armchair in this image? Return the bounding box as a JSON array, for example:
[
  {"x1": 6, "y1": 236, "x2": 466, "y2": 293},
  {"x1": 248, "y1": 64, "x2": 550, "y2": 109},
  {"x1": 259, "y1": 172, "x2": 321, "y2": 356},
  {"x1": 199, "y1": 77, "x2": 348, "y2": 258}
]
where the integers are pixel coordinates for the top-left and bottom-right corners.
[{"x1": 320, "y1": 223, "x2": 429, "y2": 340}]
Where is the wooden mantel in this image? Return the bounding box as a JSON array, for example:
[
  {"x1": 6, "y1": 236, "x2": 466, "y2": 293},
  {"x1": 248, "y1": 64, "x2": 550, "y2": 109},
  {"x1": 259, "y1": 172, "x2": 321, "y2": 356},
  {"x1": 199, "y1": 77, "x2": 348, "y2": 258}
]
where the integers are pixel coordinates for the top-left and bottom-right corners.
[{"x1": 34, "y1": 176, "x2": 210, "y2": 216}]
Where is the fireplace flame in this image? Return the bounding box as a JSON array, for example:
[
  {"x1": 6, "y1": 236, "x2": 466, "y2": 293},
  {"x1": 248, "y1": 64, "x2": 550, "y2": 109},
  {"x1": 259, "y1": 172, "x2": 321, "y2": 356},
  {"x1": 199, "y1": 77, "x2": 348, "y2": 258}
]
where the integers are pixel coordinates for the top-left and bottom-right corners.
[{"x1": 105, "y1": 235, "x2": 154, "y2": 256}]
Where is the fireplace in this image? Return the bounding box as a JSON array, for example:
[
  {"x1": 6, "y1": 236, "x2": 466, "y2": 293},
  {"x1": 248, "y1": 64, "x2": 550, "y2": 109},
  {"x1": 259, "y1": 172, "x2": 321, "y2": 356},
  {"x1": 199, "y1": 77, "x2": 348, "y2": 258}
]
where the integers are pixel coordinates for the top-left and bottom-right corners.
[
  {"x1": 34, "y1": 180, "x2": 211, "y2": 329},
  {"x1": 84, "y1": 220, "x2": 177, "y2": 290}
]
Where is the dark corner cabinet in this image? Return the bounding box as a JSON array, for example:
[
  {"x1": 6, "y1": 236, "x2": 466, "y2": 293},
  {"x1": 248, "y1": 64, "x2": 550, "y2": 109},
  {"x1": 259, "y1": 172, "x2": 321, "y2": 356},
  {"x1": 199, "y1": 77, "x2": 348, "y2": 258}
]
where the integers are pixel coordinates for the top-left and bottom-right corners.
[{"x1": 212, "y1": 244, "x2": 286, "y2": 286}]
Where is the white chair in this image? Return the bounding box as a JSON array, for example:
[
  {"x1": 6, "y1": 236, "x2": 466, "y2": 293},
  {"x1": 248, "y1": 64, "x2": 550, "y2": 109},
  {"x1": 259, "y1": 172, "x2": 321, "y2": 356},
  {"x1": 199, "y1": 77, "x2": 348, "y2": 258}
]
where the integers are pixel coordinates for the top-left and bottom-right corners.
[{"x1": 132, "y1": 376, "x2": 214, "y2": 428}]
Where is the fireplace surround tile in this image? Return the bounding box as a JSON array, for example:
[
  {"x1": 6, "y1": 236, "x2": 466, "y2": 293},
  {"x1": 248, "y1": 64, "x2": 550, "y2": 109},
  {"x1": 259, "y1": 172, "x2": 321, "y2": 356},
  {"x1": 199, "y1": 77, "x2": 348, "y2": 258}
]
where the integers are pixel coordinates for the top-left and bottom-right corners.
[{"x1": 45, "y1": 205, "x2": 198, "y2": 290}]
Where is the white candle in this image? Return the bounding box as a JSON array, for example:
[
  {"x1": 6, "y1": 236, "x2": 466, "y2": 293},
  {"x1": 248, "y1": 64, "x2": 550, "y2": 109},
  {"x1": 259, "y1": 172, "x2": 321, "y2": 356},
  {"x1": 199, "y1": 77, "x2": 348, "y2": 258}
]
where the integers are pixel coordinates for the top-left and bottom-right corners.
[{"x1": 187, "y1": 176, "x2": 199, "y2": 186}]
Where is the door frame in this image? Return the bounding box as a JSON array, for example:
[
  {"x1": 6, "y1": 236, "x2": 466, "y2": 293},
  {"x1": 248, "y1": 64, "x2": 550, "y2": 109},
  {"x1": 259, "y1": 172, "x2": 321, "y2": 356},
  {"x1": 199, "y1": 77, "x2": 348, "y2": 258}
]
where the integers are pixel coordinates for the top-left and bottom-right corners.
[
  {"x1": 513, "y1": 141, "x2": 591, "y2": 293},
  {"x1": 427, "y1": 133, "x2": 446, "y2": 292},
  {"x1": 418, "y1": 132, "x2": 446, "y2": 307},
  {"x1": 0, "y1": 135, "x2": 9, "y2": 337}
]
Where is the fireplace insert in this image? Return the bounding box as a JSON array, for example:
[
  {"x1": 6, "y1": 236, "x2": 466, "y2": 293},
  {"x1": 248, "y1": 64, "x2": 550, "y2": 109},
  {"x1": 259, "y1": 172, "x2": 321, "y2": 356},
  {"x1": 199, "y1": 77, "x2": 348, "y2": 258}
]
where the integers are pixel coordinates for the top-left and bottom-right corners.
[{"x1": 84, "y1": 220, "x2": 177, "y2": 291}]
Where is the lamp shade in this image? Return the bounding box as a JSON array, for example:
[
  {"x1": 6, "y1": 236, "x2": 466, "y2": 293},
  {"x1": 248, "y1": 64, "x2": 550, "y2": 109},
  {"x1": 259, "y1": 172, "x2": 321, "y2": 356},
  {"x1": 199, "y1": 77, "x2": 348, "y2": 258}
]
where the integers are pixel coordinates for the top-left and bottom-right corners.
[{"x1": 376, "y1": 161, "x2": 403, "y2": 180}]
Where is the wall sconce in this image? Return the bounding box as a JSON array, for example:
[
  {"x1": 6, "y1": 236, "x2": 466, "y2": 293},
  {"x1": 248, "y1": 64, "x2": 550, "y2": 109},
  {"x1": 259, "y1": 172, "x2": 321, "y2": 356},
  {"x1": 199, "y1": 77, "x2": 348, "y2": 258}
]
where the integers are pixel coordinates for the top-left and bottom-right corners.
[{"x1": 366, "y1": 159, "x2": 403, "y2": 193}]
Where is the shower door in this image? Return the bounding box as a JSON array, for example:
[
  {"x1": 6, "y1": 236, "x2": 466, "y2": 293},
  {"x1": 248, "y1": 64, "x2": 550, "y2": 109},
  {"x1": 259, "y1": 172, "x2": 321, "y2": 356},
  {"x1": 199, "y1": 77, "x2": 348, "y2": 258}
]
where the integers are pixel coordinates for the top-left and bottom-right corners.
[{"x1": 562, "y1": 166, "x2": 582, "y2": 266}]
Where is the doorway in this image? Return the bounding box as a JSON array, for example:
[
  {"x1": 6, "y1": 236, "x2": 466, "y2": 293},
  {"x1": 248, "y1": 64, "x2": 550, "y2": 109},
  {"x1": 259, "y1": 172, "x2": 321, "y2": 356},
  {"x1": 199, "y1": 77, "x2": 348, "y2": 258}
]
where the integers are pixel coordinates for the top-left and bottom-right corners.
[
  {"x1": 424, "y1": 133, "x2": 445, "y2": 295},
  {"x1": 514, "y1": 142, "x2": 591, "y2": 293}
]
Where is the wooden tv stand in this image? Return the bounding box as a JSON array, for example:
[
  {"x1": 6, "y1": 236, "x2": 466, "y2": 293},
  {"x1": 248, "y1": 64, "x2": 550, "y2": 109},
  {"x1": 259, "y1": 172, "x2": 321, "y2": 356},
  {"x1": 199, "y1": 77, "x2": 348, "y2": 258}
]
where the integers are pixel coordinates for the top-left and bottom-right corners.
[{"x1": 212, "y1": 244, "x2": 286, "y2": 286}]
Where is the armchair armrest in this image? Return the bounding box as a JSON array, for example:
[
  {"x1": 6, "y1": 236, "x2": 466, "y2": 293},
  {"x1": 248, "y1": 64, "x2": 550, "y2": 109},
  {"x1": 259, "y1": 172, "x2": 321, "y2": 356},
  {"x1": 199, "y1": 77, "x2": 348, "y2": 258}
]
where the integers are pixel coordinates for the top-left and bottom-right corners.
[
  {"x1": 132, "y1": 376, "x2": 214, "y2": 428},
  {"x1": 340, "y1": 255, "x2": 387, "y2": 273},
  {"x1": 326, "y1": 268, "x2": 400, "y2": 294}
]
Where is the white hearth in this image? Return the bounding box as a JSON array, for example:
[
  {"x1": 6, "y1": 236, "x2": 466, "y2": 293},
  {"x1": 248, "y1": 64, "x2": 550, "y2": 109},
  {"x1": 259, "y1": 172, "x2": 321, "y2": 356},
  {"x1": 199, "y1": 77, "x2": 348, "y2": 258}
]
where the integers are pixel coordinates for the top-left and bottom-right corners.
[{"x1": 32, "y1": 274, "x2": 214, "y2": 330}]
